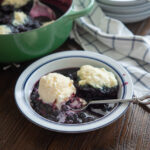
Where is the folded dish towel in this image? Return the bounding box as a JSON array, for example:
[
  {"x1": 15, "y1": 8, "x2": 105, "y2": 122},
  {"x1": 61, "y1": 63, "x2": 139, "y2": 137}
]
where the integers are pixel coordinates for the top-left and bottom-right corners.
[{"x1": 71, "y1": 0, "x2": 150, "y2": 105}]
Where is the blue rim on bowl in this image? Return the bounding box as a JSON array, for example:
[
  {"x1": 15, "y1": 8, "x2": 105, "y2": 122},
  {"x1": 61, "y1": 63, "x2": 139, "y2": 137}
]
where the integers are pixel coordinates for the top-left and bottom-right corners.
[{"x1": 14, "y1": 51, "x2": 133, "y2": 133}]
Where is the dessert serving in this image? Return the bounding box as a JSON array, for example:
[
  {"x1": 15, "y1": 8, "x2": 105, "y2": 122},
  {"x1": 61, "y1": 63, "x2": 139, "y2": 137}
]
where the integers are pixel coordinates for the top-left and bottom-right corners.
[
  {"x1": 30, "y1": 65, "x2": 119, "y2": 124},
  {"x1": 15, "y1": 51, "x2": 133, "y2": 132},
  {"x1": 0, "y1": 0, "x2": 70, "y2": 34}
]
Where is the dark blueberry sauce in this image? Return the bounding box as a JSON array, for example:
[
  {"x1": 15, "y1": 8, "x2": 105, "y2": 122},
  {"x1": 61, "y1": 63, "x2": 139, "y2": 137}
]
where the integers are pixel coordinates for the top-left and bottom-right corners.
[
  {"x1": 30, "y1": 68, "x2": 119, "y2": 124},
  {"x1": 0, "y1": 1, "x2": 64, "y2": 33}
]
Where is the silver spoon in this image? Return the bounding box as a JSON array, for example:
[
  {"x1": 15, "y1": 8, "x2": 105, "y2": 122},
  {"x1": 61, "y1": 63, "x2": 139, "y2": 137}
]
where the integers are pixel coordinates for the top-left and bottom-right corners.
[
  {"x1": 72, "y1": 94, "x2": 150, "y2": 111},
  {"x1": 30, "y1": 0, "x2": 56, "y2": 20}
]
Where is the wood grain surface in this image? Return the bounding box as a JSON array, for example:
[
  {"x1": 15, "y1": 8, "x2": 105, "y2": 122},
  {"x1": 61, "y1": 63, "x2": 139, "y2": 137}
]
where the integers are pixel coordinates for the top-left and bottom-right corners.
[{"x1": 0, "y1": 19, "x2": 150, "y2": 150}]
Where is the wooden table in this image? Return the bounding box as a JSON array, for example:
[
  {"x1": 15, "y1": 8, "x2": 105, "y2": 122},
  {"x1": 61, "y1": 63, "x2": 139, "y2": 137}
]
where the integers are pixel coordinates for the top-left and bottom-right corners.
[{"x1": 0, "y1": 19, "x2": 150, "y2": 150}]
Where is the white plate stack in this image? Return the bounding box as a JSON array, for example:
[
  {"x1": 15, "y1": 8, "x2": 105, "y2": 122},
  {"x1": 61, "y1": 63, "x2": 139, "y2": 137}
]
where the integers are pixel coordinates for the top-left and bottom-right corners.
[{"x1": 97, "y1": 0, "x2": 150, "y2": 23}]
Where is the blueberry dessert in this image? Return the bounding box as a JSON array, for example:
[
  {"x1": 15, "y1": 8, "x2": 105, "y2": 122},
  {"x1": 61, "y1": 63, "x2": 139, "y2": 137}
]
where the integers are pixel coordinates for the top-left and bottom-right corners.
[
  {"x1": 0, "y1": 0, "x2": 70, "y2": 34},
  {"x1": 30, "y1": 65, "x2": 119, "y2": 124}
]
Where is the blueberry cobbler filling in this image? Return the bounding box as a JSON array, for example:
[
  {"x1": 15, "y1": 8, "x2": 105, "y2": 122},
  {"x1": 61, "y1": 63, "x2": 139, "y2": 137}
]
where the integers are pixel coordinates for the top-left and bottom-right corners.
[
  {"x1": 30, "y1": 67, "x2": 119, "y2": 124},
  {"x1": 0, "y1": 0, "x2": 70, "y2": 33},
  {"x1": 0, "y1": 2, "x2": 40, "y2": 33}
]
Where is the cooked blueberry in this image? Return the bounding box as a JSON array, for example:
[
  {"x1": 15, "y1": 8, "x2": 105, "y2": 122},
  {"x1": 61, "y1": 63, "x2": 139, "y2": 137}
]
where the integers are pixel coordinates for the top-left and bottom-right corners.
[
  {"x1": 68, "y1": 73, "x2": 73, "y2": 79},
  {"x1": 0, "y1": 5, "x2": 14, "y2": 13},
  {"x1": 83, "y1": 117, "x2": 94, "y2": 122},
  {"x1": 20, "y1": 1, "x2": 33, "y2": 13},
  {"x1": 61, "y1": 105, "x2": 69, "y2": 111},
  {"x1": 30, "y1": 93, "x2": 38, "y2": 100},
  {"x1": 52, "y1": 110, "x2": 59, "y2": 117},
  {"x1": 66, "y1": 114, "x2": 74, "y2": 121},
  {"x1": 49, "y1": 115, "x2": 58, "y2": 122},
  {"x1": 0, "y1": 16, "x2": 12, "y2": 24},
  {"x1": 73, "y1": 114, "x2": 78, "y2": 120},
  {"x1": 0, "y1": 12, "x2": 4, "y2": 18},
  {"x1": 66, "y1": 120, "x2": 73, "y2": 124},
  {"x1": 66, "y1": 100, "x2": 71, "y2": 105},
  {"x1": 78, "y1": 112, "x2": 86, "y2": 119}
]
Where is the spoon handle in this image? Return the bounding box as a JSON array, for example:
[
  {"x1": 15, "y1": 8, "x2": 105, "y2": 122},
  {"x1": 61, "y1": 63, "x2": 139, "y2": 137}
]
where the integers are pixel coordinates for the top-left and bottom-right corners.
[
  {"x1": 72, "y1": 95, "x2": 150, "y2": 111},
  {"x1": 89, "y1": 98, "x2": 135, "y2": 105}
]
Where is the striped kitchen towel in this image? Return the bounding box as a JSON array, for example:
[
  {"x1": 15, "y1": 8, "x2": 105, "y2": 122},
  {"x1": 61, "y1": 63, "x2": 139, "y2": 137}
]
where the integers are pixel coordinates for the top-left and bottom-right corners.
[{"x1": 71, "y1": 0, "x2": 150, "y2": 104}]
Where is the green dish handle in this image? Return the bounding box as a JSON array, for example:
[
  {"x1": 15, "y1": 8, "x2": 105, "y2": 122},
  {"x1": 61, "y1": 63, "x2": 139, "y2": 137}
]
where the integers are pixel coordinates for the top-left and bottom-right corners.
[{"x1": 64, "y1": 0, "x2": 95, "y2": 20}]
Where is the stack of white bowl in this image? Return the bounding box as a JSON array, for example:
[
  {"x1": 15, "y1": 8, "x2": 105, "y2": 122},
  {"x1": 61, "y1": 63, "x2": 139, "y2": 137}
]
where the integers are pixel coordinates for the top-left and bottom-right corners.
[{"x1": 97, "y1": 0, "x2": 150, "y2": 23}]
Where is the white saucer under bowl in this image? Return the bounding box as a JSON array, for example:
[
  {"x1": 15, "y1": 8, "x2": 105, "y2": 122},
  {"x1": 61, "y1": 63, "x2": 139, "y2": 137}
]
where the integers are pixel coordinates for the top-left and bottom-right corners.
[
  {"x1": 97, "y1": 0, "x2": 147, "y2": 6},
  {"x1": 105, "y1": 10, "x2": 150, "y2": 23},
  {"x1": 99, "y1": 1, "x2": 150, "y2": 14},
  {"x1": 14, "y1": 51, "x2": 133, "y2": 133}
]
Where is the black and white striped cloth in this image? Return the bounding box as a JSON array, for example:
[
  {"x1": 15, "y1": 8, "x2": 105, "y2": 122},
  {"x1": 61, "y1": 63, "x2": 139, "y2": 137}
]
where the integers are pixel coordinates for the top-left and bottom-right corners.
[{"x1": 71, "y1": 0, "x2": 150, "y2": 104}]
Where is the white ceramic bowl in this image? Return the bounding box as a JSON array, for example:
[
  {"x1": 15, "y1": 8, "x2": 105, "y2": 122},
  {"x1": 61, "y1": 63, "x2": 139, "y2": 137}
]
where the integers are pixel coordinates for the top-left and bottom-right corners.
[{"x1": 15, "y1": 51, "x2": 133, "y2": 133}]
